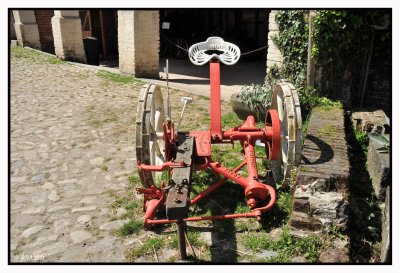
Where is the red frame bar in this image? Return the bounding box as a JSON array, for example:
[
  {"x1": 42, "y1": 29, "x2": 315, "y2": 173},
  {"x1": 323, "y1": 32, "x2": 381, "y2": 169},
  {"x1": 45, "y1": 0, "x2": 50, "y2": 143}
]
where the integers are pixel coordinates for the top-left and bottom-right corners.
[
  {"x1": 145, "y1": 183, "x2": 276, "y2": 226},
  {"x1": 210, "y1": 61, "x2": 222, "y2": 141},
  {"x1": 136, "y1": 54, "x2": 281, "y2": 229}
]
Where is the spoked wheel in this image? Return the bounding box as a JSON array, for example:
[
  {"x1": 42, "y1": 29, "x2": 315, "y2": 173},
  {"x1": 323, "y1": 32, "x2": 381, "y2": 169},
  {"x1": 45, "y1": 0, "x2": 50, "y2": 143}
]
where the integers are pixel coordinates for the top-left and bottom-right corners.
[
  {"x1": 270, "y1": 81, "x2": 302, "y2": 184},
  {"x1": 174, "y1": 37, "x2": 189, "y2": 59},
  {"x1": 136, "y1": 84, "x2": 166, "y2": 187}
]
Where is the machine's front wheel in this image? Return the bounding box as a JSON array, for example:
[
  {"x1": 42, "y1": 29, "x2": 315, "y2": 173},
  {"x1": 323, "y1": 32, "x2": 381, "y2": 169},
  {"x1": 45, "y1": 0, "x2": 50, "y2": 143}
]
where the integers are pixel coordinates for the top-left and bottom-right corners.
[
  {"x1": 136, "y1": 84, "x2": 166, "y2": 187},
  {"x1": 270, "y1": 81, "x2": 303, "y2": 184}
]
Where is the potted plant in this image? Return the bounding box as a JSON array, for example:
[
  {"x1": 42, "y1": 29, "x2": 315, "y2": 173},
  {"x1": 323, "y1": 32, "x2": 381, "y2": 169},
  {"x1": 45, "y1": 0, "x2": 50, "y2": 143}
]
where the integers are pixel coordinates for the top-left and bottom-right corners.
[{"x1": 230, "y1": 82, "x2": 273, "y2": 122}]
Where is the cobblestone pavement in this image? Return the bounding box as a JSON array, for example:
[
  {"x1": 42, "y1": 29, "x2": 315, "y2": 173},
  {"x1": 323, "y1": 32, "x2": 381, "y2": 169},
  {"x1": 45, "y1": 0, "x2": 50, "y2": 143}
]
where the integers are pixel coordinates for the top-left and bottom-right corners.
[{"x1": 9, "y1": 49, "x2": 220, "y2": 262}]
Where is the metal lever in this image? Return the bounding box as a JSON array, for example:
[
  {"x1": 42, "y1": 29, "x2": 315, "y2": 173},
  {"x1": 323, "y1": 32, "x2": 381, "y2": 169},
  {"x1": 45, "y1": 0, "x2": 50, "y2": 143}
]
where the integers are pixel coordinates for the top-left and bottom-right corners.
[
  {"x1": 176, "y1": 97, "x2": 193, "y2": 133},
  {"x1": 164, "y1": 59, "x2": 171, "y2": 120}
]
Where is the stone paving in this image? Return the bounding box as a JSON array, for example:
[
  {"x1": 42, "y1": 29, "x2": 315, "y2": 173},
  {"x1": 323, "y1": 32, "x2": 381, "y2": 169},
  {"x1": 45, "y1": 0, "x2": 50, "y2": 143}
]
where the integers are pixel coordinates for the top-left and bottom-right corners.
[
  {"x1": 10, "y1": 47, "x2": 232, "y2": 263},
  {"x1": 10, "y1": 54, "x2": 140, "y2": 262}
]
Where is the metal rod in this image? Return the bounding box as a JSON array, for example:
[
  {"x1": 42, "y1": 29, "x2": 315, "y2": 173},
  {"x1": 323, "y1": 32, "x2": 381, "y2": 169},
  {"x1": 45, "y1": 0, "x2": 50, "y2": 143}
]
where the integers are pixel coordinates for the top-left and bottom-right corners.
[
  {"x1": 176, "y1": 221, "x2": 187, "y2": 260},
  {"x1": 176, "y1": 100, "x2": 187, "y2": 133},
  {"x1": 147, "y1": 211, "x2": 259, "y2": 225},
  {"x1": 166, "y1": 59, "x2": 171, "y2": 119}
]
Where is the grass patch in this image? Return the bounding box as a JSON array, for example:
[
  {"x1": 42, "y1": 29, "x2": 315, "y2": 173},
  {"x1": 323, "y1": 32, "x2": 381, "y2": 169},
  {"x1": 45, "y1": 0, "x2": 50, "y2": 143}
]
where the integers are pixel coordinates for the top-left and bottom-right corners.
[
  {"x1": 221, "y1": 112, "x2": 242, "y2": 129},
  {"x1": 260, "y1": 189, "x2": 293, "y2": 231},
  {"x1": 11, "y1": 45, "x2": 65, "y2": 65},
  {"x1": 316, "y1": 124, "x2": 338, "y2": 138},
  {"x1": 125, "y1": 237, "x2": 166, "y2": 261},
  {"x1": 241, "y1": 227, "x2": 321, "y2": 262},
  {"x1": 128, "y1": 174, "x2": 141, "y2": 186},
  {"x1": 197, "y1": 95, "x2": 210, "y2": 100},
  {"x1": 86, "y1": 108, "x2": 119, "y2": 128},
  {"x1": 170, "y1": 230, "x2": 204, "y2": 249},
  {"x1": 119, "y1": 220, "x2": 143, "y2": 236},
  {"x1": 101, "y1": 165, "x2": 108, "y2": 172},
  {"x1": 96, "y1": 70, "x2": 142, "y2": 84}
]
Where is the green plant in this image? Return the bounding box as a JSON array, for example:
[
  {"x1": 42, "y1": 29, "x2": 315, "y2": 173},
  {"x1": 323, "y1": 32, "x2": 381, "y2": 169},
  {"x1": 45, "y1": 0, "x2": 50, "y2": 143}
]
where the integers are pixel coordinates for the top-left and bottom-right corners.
[
  {"x1": 238, "y1": 82, "x2": 273, "y2": 119},
  {"x1": 11, "y1": 45, "x2": 65, "y2": 64},
  {"x1": 312, "y1": 10, "x2": 390, "y2": 98},
  {"x1": 298, "y1": 86, "x2": 320, "y2": 115},
  {"x1": 329, "y1": 224, "x2": 347, "y2": 240},
  {"x1": 128, "y1": 175, "x2": 140, "y2": 185},
  {"x1": 125, "y1": 237, "x2": 165, "y2": 260},
  {"x1": 119, "y1": 220, "x2": 143, "y2": 236},
  {"x1": 170, "y1": 231, "x2": 204, "y2": 249},
  {"x1": 355, "y1": 130, "x2": 369, "y2": 155},
  {"x1": 273, "y1": 10, "x2": 309, "y2": 88},
  {"x1": 96, "y1": 70, "x2": 142, "y2": 84},
  {"x1": 241, "y1": 227, "x2": 321, "y2": 262}
]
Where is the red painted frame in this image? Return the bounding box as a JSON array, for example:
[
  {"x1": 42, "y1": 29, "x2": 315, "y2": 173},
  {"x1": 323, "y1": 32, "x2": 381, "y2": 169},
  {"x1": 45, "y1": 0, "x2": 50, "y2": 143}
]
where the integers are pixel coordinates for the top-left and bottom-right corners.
[{"x1": 136, "y1": 61, "x2": 280, "y2": 229}]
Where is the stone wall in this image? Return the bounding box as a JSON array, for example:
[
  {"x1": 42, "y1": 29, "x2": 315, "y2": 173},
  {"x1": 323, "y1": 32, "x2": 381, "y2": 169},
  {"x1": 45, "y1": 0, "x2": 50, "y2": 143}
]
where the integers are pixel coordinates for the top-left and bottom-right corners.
[
  {"x1": 351, "y1": 110, "x2": 391, "y2": 262},
  {"x1": 34, "y1": 10, "x2": 55, "y2": 54},
  {"x1": 118, "y1": 10, "x2": 159, "y2": 78},
  {"x1": 290, "y1": 106, "x2": 350, "y2": 262},
  {"x1": 266, "y1": 10, "x2": 283, "y2": 74}
]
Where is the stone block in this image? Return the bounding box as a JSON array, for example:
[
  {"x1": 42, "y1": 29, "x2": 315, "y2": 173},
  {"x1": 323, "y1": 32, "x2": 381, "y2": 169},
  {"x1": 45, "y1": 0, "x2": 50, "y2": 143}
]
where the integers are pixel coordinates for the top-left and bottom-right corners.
[
  {"x1": 292, "y1": 198, "x2": 309, "y2": 214},
  {"x1": 367, "y1": 138, "x2": 390, "y2": 199},
  {"x1": 290, "y1": 212, "x2": 323, "y2": 232},
  {"x1": 380, "y1": 186, "x2": 391, "y2": 263},
  {"x1": 351, "y1": 110, "x2": 389, "y2": 133},
  {"x1": 319, "y1": 239, "x2": 349, "y2": 263},
  {"x1": 268, "y1": 11, "x2": 279, "y2": 31}
]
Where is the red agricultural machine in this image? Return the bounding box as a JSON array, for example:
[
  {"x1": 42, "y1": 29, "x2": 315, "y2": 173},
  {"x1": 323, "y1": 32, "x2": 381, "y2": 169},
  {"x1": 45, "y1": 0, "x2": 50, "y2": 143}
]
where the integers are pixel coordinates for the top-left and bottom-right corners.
[{"x1": 135, "y1": 37, "x2": 302, "y2": 259}]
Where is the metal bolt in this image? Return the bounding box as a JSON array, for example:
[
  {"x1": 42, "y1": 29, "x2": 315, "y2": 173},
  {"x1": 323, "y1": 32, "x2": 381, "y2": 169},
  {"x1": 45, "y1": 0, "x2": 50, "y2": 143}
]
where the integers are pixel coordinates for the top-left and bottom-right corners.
[
  {"x1": 174, "y1": 197, "x2": 181, "y2": 203},
  {"x1": 182, "y1": 179, "x2": 188, "y2": 185}
]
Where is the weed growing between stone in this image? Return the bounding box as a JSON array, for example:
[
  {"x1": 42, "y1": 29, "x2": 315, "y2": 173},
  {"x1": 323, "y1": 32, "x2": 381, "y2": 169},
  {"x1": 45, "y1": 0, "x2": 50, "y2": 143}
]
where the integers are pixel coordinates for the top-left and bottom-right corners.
[
  {"x1": 240, "y1": 227, "x2": 321, "y2": 262},
  {"x1": 119, "y1": 220, "x2": 143, "y2": 236},
  {"x1": 96, "y1": 70, "x2": 143, "y2": 84},
  {"x1": 125, "y1": 237, "x2": 166, "y2": 261},
  {"x1": 11, "y1": 45, "x2": 65, "y2": 65}
]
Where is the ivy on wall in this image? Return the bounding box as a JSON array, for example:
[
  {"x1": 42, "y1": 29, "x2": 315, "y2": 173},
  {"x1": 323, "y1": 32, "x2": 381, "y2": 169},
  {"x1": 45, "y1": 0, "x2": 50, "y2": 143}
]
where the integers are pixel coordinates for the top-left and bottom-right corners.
[
  {"x1": 272, "y1": 9, "x2": 391, "y2": 104},
  {"x1": 272, "y1": 10, "x2": 309, "y2": 88}
]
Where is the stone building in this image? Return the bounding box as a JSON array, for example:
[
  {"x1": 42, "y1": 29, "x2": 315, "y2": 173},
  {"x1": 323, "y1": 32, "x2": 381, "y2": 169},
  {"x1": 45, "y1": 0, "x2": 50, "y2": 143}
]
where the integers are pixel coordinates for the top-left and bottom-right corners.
[
  {"x1": 10, "y1": 9, "x2": 272, "y2": 79},
  {"x1": 9, "y1": 9, "x2": 390, "y2": 112}
]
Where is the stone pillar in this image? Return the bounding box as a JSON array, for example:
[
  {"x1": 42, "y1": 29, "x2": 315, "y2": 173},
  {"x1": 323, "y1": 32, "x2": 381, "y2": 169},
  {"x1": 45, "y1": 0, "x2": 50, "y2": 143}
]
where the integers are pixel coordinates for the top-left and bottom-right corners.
[
  {"x1": 118, "y1": 10, "x2": 159, "y2": 78},
  {"x1": 51, "y1": 10, "x2": 85, "y2": 62},
  {"x1": 12, "y1": 10, "x2": 41, "y2": 49},
  {"x1": 266, "y1": 10, "x2": 283, "y2": 74},
  {"x1": 10, "y1": 11, "x2": 17, "y2": 40}
]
